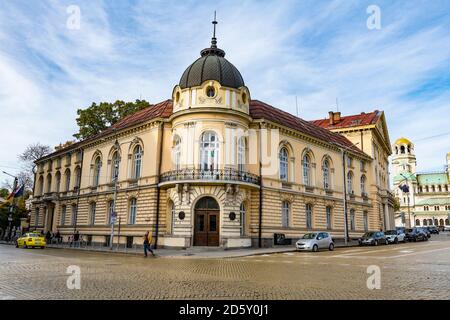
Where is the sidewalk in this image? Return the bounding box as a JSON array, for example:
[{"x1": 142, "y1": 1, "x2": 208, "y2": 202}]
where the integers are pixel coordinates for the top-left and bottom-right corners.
[{"x1": 1, "y1": 239, "x2": 360, "y2": 259}]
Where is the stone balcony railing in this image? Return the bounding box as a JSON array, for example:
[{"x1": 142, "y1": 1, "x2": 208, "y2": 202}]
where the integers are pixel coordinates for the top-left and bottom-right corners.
[{"x1": 160, "y1": 169, "x2": 260, "y2": 185}]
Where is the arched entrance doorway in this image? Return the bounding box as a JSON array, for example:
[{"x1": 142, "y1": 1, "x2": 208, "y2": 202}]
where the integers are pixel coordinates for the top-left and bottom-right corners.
[{"x1": 194, "y1": 197, "x2": 220, "y2": 246}]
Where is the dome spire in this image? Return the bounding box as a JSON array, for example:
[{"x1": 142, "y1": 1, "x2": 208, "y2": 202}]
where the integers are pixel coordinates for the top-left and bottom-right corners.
[
  {"x1": 200, "y1": 11, "x2": 225, "y2": 57},
  {"x1": 211, "y1": 11, "x2": 218, "y2": 48}
]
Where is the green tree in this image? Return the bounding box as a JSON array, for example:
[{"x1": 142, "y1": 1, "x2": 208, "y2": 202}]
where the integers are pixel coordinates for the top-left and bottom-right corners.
[{"x1": 73, "y1": 99, "x2": 151, "y2": 140}]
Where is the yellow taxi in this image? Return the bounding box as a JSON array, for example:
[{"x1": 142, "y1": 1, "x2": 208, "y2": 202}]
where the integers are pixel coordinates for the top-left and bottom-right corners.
[{"x1": 16, "y1": 232, "x2": 46, "y2": 249}]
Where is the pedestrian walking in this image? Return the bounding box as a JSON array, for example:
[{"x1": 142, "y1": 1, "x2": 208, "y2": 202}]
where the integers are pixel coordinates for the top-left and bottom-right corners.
[
  {"x1": 143, "y1": 231, "x2": 155, "y2": 257},
  {"x1": 73, "y1": 231, "x2": 80, "y2": 247}
]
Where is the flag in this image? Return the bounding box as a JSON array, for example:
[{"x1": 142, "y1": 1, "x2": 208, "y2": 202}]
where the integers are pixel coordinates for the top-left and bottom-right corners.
[{"x1": 13, "y1": 185, "x2": 24, "y2": 198}]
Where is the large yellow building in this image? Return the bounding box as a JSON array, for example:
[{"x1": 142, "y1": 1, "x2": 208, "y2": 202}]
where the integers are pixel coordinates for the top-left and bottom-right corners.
[{"x1": 30, "y1": 21, "x2": 395, "y2": 248}]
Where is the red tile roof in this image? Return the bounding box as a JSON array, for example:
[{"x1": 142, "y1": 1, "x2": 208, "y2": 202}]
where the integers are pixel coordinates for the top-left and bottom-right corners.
[
  {"x1": 310, "y1": 110, "x2": 382, "y2": 130},
  {"x1": 249, "y1": 100, "x2": 368, "y2": 158},
  {"x1": 39, "y1": 98, "x2": 369, "y2": 161}
]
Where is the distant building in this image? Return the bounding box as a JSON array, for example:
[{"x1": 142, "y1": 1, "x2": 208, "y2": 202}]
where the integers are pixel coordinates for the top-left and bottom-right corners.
[{"x1": 392, "y1": 138, "x2": 450, "y2": 228}]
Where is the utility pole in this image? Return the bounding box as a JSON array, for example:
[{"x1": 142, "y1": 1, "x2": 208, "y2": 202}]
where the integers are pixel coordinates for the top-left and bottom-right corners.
[{"x1": 400, "y1": 173, "x2": 412, "y2": 228}]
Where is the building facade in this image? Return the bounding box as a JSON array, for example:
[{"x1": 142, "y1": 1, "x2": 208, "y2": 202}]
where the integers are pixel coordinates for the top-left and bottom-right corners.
[
  {"x1": 392, "y1": 138, "x2": 450, "y2": 228},
  {"x1": 30, "y1": 22, "x2": 395, "y2": 248}
]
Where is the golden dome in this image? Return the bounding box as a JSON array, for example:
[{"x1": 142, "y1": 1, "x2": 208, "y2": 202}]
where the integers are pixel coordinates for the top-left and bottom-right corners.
[{"x1": 395, "y1": 137, "x2": 411, "y2": 145}]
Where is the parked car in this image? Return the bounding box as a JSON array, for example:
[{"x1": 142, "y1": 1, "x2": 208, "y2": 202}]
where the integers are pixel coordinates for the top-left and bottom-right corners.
[
  {"x1": 358, "y1": 232, "x2": 388, "y2": 246},
  {"x1": 426, "y1": 226, "x2": 439, "y2": 234},
  {"x1": 418, "y1": 227, "x2": 431, "y2": 238},
  {"x1": 444, "y1": 226, "x2": 450, "y2": 232},
  {"x1": 385, "y1": 229, "x2": 406, "y2": 244},
  {"x1": 405, "y1": 228, "x2": 428, "y2": 242},
  {"x1": 296, "y1": 232, "x2": 334, "y2": 252},
  {"x1": 16, "y1": 232, "x2": 46, "y2": 249}
]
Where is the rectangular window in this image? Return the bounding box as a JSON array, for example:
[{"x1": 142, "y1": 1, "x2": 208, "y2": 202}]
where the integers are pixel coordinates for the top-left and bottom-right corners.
[
  {"x1": 360, "y1": 160, "x2": 365, "y2": 171},
  {"x1": 71, "y1": 205, "x2": 77, "y2": 226},
  {"x1": 129, "y1": 199, "x2": 137, "y2": 224},
  {"x1": 282, "y1": 201, "x2": 290, "y2": 228},
  {"x1": 60, "y1": 206, "x2": 66, "y2": 226},
  {"x1": 363, "y1": 211, "x2": 368, "y2": 231},
  {"x1": 306, "y1": 204, "x2": 312, "y2": 229},
  {"x1": 90, "y1": 203, "x2": 96, "y2": 225},
  {"x1": 326, "y1": 207, "x2": 332, "y2": 229},
  {"x1": 350, "y1": 209, "x2": 356, "y2": 231}
]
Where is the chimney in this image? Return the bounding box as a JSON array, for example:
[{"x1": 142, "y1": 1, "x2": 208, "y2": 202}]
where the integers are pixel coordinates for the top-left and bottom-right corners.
[{"x1": 328, "y1": 111, "x2": 341, "y2": 125}]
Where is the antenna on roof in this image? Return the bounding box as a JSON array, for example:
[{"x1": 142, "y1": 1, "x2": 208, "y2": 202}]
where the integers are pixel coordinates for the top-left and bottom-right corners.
[
  {"x1": 211, "y1": 11, "x2": 218, "y2": 48},
  {"x1": 295, "y1": 96, "x2": 299, "y2": 117}
]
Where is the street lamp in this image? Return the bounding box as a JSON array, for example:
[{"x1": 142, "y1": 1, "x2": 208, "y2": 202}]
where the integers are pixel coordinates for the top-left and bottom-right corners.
[
  {"x1": 399, "y1": 173, "x2": 412, "y2": 228},
  {"x1": 110, "y1": 139, "x2": 121, "y2": 250}
]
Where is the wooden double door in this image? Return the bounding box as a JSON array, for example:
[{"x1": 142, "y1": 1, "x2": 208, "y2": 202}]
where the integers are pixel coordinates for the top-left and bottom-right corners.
[{"x1": 194, "y1": 210, "x2": 219, "y2": 246}]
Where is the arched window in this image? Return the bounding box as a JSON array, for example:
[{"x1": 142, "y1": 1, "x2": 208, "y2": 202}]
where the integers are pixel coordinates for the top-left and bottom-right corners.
[
  {"x1": 415, "y1": 219, "x2": 420, "y2": 226},
  {"x1": 302, "y1": 154, "x2": 311, "y2": 186},
  {"x1": 200, "y1": 131, "x2": 219, "y2": 171},
  {"x1": 74, "y1": 166, "x2": 81, "y2": 189},
  {"x1": 360, "y1": 175, "x2": 366, "y2": 194},
  {"x1": 65, "y1": 169, "x2": 71, "y2": 191},
  {"x1": 38, "y1": 176, "x2": 44, "y2": 196},
  {"x1": 111, "y1": 151, "x2": 120, "y2": 182},
  {"x1": 400, "y1": 146, "x2": 405, "y2": 154},
  {"x1": 347, "y1": 171, "x2": 354, "y2": 194},
  {"x1": 90, "y1": 202, "x2": 96, "y2": 225},
  {"x1": 46, "y1": 174, "x2": 52, "y2": 193},
  {"x1": 326, "y1": 206, "x2": 332, "y2": 229},
  {"x1": 173, "y1": 136, "x2": 181, "y2": 170},
  {"x1": 323, "y1": 159, "x2": 330, "y2": 189},
  {"x1": 428, "y1": 219, "x2": 433, "y2": 225},
  {"x1": 237, "y1": 137, "x2": 246, "y2": 172},
  {"x1": 445, "y1": 219, "x2": 450, "y2": 226},
  {"x1": 306, "y1": 204, "x2": 313, "y2": 229},
  {"x1": 129, "y1": 198, "x2": 137, "y2": 225},
  {"x1": 132, "y1": 145, "x2": 142, "y2": 179},
  {"x1": 439, "y1": 219, "x2": 444, "y2": 226},
  {"x1": 93, "y1": 157, "x2": 101, "y2": 186},
  {"x1": 240, "y1": 202, "x2": 246, "y2": 236},
  {"x1": 350, "y1": 209, "x2": 356, "y2": 231},
  {"x1": 279, "y1": 147, "x2": 288, "y2": 181},
  {"x1": 423, "y1": 219, "x2": 427, "y2": 226},
  {"x1": 55, "y1": 171, "x2": 61, "y2": 193},
  {"x1": 281, "y1": 201, "x2": 290, "y2": 228}
]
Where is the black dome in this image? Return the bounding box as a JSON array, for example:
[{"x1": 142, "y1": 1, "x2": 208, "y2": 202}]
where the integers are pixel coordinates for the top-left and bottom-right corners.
[{"x1": 179, "y1": 47, "x2": 245, "y2": 89}]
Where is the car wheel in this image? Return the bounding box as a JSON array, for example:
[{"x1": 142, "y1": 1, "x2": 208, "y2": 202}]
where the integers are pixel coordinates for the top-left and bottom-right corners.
[
  {"x1": 40, "y1": 246, "x2": 45, "y2": 249},
  {"x1": 312, "y1": 244, "x2": 319, "y2": 252},
  {"x1": 394, "y1": 237, "x2": 399, "y2": 244},
  {"x1": 329, "y1": 243, "x2": 334, "y2": 251},
  {"x1": 385, "y1": 239, "x2": 389, "y2": 245},
  {"x1": 374, "y1": 240, "x2": 378, "y2": 246},
  {"x1": 358, "y1": 240, "x2": 362, "y2": 246},
  {"x1": 413, "y1": 237, "x2": 417, "y2": 242}
]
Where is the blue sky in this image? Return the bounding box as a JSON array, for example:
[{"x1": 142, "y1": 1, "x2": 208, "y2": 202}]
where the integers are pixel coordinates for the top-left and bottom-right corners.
[{"x1": 0, "y1": 0, "x2": 450, "y2": 185}]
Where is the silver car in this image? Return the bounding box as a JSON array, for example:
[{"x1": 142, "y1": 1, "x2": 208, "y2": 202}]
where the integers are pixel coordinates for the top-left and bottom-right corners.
[
  {"x1": 385, "y1": 229, "x2": 406, "y2": 244},
  {"x1": 296, "y1": 232, "x2": 334, "y2": 252}
]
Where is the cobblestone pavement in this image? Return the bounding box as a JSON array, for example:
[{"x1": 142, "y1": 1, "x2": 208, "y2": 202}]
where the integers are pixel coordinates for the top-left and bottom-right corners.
[{"x1": 1, "y1": 234, "x2": 449, "y2": 300}]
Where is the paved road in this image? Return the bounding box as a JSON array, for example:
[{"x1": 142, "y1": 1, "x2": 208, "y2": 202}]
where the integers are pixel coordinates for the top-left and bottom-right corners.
[{"x1": 1, "y1": 234, "x2": 450, "y2": 300}]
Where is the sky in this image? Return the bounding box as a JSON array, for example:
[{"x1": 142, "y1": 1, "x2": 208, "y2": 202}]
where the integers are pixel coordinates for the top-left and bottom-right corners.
[{"x1": 0, "y1": 0, "x2": 449, "y2": 186}]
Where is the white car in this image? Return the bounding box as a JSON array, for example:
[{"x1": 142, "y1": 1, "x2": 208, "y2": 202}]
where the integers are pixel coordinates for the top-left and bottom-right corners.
[
  {"x1": 384, "y1": 229, "x2": 405, "y2": 244},
  {"x1": 296, "y1": 232, "x2": 334, "y2": 252}
]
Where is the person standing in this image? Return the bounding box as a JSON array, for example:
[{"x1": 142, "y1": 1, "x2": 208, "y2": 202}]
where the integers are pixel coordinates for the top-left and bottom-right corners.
[{"x1": 143, "y1": 231, "x2": 155, "y2": 257}]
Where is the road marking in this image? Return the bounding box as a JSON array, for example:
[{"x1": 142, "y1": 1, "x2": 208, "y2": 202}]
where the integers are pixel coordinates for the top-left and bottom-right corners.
[
  {"x1": 283, "y1": 253, "x2": 294, "y2": 256},
  {"x1": 399, "y1": 250, "x2": 414, "y2": 253},
  {"x1": 380, "y1": 246, "x2": 450, "y2": 259},
  {"x1": 333, "y1": 244, "x2": 434, "y2": 257}
]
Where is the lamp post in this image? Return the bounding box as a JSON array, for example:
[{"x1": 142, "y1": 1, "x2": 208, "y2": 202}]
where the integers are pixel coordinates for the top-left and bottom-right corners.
[
  {"x1": 399, "y1": 173, "x2": 412, "y2": 228},
  {"x1": 110, "y1": 139, "x2": 121, "y2": 250}
]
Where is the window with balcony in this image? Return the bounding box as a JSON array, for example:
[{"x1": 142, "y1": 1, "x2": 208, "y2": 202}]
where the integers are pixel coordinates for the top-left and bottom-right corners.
[
  {"x1": 200, "y1": 131, "x2": 219, "y2": 172},
  {"x1": 173, "y1": 136, "x2": 181, "y2": 171},
  {"x1": 237, "y1": 137, "x2": 246, "y2": 173}
]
